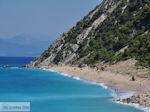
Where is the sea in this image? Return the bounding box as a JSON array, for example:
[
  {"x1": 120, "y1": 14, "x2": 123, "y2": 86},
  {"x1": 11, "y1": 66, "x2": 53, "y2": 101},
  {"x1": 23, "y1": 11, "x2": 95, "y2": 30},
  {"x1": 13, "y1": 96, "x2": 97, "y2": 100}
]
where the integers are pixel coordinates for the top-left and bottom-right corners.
[{"x1": 0, "y1": 57, "x2": 144, "y2": 112}]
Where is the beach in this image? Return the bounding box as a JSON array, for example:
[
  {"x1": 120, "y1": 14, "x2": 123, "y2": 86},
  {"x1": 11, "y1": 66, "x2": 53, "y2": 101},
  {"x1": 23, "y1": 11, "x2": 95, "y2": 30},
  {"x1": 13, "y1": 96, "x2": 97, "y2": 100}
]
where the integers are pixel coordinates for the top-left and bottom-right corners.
[
  {"x1": 42, "y1": 65, "x2": 150, "y2": 94},
  {"x1": 40, "y1": 65, "x2": 150, "y2": 111}
]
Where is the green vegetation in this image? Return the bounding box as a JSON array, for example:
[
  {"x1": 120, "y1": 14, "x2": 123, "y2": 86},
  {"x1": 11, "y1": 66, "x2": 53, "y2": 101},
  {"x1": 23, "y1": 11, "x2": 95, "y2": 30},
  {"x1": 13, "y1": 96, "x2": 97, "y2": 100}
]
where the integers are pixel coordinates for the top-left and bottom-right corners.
[
  {"x1": 40, "y1": 46, "x2": 52, "y2": 62},
  {"x1": 78, "y1": 0, "x2": 150, "y2": 67},
  {"x1": 63, "y1": 1, "x2": 114, "y2": 44}
]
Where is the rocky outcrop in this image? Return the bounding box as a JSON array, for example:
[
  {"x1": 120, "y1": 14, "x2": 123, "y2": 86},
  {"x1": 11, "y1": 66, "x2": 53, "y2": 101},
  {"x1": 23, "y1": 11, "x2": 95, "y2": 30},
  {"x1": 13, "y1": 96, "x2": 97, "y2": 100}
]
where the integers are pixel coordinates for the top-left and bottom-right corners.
[{"x1": 116, "y1": 94, "x2": 150, "y2": 107}]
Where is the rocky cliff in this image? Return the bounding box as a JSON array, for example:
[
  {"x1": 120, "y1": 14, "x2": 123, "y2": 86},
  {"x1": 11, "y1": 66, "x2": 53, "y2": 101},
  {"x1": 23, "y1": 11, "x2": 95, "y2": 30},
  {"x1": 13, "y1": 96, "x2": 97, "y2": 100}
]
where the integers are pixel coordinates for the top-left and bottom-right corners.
[
  {"x1": 28, "y1": 0, "x2": 150, "y2": 77},
  {"x1": 28, "y1": 0, "x2": 122, "y2": 67}
]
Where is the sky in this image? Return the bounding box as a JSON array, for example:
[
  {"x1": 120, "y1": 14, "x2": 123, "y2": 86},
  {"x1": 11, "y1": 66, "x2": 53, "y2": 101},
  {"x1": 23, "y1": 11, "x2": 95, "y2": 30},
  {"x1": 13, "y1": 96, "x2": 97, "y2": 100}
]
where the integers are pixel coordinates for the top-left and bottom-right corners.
[{"x1": 0, "y1": 0, "x2": 101, "y2": 57}]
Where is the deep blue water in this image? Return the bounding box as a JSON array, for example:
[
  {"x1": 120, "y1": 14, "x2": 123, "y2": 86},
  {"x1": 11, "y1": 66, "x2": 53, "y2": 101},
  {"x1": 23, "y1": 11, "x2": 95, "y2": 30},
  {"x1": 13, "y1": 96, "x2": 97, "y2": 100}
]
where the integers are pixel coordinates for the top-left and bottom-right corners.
[
  {"x1": 0, "y1": 57, "x2": 35, "y2": 67},
  {"x1": 0, "y1": 57, "x2": 143, "y2": 112}
]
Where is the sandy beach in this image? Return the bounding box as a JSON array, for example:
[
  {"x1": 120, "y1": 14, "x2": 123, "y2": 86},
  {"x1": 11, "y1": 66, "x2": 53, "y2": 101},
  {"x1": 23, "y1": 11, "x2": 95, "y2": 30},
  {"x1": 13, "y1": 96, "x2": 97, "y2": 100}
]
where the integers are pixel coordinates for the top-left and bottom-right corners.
[
  {"x1": 38, "y1": 65, "x2": 150, "y2": 111},
  {"x1": 42, "y1": 65, "x2": 150, "y2": 94}
]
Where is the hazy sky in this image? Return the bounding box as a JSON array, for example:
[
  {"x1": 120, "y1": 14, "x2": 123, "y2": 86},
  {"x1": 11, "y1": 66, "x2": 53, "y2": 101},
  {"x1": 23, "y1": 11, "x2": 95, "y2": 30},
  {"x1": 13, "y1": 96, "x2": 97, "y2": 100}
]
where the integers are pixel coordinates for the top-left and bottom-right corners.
[{"x1": 0, "y1": 0, "x2": 101, "y2": 56}]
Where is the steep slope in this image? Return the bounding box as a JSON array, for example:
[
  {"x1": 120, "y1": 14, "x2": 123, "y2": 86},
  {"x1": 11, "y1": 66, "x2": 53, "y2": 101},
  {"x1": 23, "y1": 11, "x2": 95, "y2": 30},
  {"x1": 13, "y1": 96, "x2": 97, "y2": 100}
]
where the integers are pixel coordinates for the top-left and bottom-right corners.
[
  {"x1": 79, "y1": 0, "x2": 150, "y2": 67},
  {"x1": 28, "y1": 0, "x2": 150, "y2": 77},
  {"x1": 28, "y1": 0, "x2": 122, "y2": 67}
]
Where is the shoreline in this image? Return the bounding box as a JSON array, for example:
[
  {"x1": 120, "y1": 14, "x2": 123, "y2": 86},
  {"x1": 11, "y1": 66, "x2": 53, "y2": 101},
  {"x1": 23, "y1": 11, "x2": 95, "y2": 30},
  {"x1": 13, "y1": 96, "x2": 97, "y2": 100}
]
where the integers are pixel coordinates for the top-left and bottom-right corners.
[
  {"x1": 40, "y1": 66, "x2": 150, "y2": 112},
  {"x1": 42, "y1": 65, "x2": 150, "y2": 93},
  {"x1": 43, "y1": 68, "x2": 134, "y2": 98}
]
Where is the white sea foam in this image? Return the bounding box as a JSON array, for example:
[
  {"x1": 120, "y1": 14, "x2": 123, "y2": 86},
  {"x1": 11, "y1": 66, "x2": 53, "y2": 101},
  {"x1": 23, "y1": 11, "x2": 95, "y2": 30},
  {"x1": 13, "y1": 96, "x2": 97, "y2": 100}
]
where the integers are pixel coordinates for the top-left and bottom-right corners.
[
  {"x1": 85, "y1": 81, "x2": 108, "y2": 89},
  {"x1": 43, "y1": 68, "x2": 55, "y2": 72},
  {"x1": 72, "y1": 76, "x2": 109, "y2": 90},
  {"x1": 99, "y1": 83, "x2": 108, "y2": 89},
  {"x1": 43, "y1": 68, "x2": 109, "y2": 90},
  {"x1": 60, "y1": 73, "x2": 71, "y2": 77},
  {"x1": 110, "y1": 91, "x2": 118, "y2": 98},
  {"x1": 115, "y1": 90, "x2": 134, "y2": 100},
  {"x1": 113, "y1": 90, "x2": 150, "y2": 112},
  {"x1": 42, "y1": 68, "x2": 150, "y2": 112},
  {"x1": 73, "y1": 76, "x2": 81, "y2": 80},
  {"x1": 115, "y1": 101, "x2": 150, "y2": 112},
  {"x1": 143, "y1": 108, "x2": 150, "y2": 112},
  {"x1": 43, "y1": 69, "x2": 72, "y2": 78}
]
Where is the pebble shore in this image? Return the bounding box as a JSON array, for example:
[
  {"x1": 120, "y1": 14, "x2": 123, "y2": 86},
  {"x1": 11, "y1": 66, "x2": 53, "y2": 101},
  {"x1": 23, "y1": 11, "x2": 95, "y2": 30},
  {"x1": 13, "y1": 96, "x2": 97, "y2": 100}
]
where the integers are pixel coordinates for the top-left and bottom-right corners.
[{"x1": 116, "y1": 94, "x2": 150, "y2": 108}]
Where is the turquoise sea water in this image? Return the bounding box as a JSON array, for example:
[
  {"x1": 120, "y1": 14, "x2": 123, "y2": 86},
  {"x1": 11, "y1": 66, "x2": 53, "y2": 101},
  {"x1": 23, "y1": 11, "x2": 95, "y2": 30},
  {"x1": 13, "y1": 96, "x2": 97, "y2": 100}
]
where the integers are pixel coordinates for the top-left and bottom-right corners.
[{"x1": 0, "y1": 57, "x2": 143, "y2": 112}]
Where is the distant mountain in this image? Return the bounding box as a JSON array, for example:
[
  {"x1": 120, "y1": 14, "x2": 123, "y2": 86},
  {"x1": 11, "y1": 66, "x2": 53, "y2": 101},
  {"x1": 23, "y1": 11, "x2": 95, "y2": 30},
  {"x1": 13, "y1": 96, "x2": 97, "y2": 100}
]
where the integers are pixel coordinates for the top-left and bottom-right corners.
[
  {"x1": 0, "y1": 34, "x2": 53, "y2": 57},
  {"x1": 29, "y1": 0, "x2": 150, "y2": 77}
]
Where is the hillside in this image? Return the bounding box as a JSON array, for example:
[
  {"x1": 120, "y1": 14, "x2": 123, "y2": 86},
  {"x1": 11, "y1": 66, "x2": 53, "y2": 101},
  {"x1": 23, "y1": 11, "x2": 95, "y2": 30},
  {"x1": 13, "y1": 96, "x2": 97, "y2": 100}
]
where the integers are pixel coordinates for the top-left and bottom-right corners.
[{"x1": 28, "y1": 0, "x2": 150, "y2": 77}]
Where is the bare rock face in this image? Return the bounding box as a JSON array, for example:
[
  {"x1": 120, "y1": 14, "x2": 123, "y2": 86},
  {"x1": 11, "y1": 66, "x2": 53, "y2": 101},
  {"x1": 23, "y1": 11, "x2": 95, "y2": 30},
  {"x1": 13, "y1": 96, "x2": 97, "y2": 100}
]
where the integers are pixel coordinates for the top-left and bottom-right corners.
[{"x1": 28, "y1": 0, "x2": 122, "y2": 68}]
